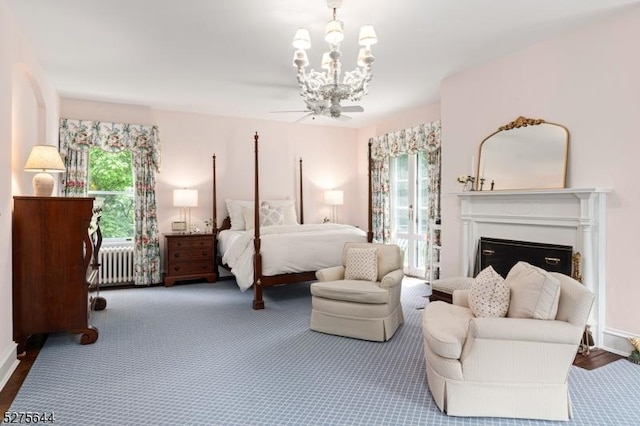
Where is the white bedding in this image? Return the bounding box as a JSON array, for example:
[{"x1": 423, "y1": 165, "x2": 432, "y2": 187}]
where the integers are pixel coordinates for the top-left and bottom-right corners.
[{"x1": 219, "y1": 224, "x2": 367, "y2": 291}]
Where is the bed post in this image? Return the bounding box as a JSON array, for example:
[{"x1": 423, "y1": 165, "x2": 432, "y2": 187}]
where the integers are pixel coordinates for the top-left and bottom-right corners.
[
  {"x1": 212, "y1": 154, "x2": 219, "y2": 279},
  {"x1": 367, "y1": 140, "x2": 374, "y2": 243},
  {"x1": 299, "y1": 158, "x2": 304, "y2": 224},
  {"x1": 253, "y1": 132, "x2": 265, "y2": 310}
]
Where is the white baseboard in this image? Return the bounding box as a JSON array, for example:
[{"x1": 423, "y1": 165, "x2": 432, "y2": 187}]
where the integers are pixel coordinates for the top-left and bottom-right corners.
[
  {"x1": 0, "y1": 341, "x2": 19, "y2": 392},
  {"x1": 600, "y1": 328, "x2": 638, "y2": 357}
]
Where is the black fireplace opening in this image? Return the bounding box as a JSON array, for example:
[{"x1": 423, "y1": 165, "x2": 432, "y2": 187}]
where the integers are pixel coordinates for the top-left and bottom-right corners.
[{"x1": 475, "y1": 237, "x2": 573, "y2": 278}]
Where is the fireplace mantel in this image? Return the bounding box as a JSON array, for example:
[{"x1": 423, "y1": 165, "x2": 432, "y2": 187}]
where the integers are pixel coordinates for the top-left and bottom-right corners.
[{"x1": 456, "y1": 187, "x2": 610, "y2": 345}]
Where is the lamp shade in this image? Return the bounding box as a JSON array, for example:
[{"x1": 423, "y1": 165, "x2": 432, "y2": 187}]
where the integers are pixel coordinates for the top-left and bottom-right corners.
[
  {"x1": 324, "y1": 19, "x2": 344, "y2": 44},
  {"x1": 292, "y1": 28, "x2": 311, "y2": 50},
  {"x1": 173, "y1": 189, "x2": 198, "y2": 207},
  {"x1": 24, "y1": 145, "x2": 65, "y2": 172},
  {"x1": 324, "y1": 189, "x2": 344, "y2": 206},
  {"x1": 358, "y1": 25, "x2": 378, "y2": 46}
]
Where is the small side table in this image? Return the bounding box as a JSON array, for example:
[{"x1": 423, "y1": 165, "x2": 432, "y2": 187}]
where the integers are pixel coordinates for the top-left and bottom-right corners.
[{"x1": 164, "y1": 233, "x2": 216, "y2": 286}]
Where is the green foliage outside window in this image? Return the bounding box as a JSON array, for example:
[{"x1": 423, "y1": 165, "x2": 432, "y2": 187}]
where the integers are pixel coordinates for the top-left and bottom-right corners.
[{"x1": 88, "y1": 148, "x2": 135, "y2": 239}]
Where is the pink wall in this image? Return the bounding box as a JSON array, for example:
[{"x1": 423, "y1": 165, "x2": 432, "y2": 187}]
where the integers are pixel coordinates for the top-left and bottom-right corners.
[
  {"x1": 440, "y1": 6, "x2": 640, "y2": 349},
  {"x1": 1, "y1": 0, "x2": 60, "y2": 387}
]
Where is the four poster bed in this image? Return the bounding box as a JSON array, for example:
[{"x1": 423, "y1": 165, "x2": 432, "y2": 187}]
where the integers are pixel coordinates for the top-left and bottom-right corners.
[{"x1": 212, "y1": 132, "x2": 374, "y2": 309}]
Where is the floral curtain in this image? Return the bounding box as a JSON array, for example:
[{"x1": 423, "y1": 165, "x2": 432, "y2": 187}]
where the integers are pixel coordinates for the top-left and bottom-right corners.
[
  {"x1": 59, "y1": 118, "x2": 162, "y2": 285},
  {"x1": 369, "y1": 121, "x2": 441, "y2": 276}
]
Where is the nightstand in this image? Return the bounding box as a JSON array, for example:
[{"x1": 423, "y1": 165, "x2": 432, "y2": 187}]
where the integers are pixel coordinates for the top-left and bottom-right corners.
[{"x1": 164, "y1": 233, "x2": 216, "y2": 286}]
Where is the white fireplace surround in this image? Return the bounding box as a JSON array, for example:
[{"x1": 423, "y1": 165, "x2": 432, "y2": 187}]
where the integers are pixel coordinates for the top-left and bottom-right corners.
[{"x1": 457, "y1": 188, "x2": 610, "y2": 347}]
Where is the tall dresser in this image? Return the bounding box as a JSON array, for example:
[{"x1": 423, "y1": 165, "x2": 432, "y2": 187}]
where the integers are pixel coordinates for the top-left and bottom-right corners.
[{"x1": 12, "y1": 196, "x2": 100, "y2": 355}]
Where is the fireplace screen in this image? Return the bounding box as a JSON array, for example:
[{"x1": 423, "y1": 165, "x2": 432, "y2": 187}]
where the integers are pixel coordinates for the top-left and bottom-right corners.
[{"x1": 476, "y1": 237, "x2": 573, "y2": 278}]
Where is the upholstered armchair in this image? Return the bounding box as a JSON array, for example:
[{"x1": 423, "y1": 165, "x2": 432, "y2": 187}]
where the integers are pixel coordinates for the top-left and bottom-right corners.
[
  {"x1": 422, "y1": 262, "x2": 594, "y2": 420},
  {"x1": 310, "y1": 242, "x2": 404, "y2": 342}
]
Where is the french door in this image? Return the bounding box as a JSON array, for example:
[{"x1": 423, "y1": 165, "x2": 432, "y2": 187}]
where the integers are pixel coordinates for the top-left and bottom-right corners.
[{"x1": 390, "y1": 152, "x2": 429, "y2": 276}]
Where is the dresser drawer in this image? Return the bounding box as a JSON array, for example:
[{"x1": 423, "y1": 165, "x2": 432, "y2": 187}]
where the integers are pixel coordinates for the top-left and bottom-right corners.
[
  {"x1": 169, "y1": 247, "x2": 213, "y2": 261},
  {"x1": 167, "y1": 260, "x2": 214, "y2": 276},
  {"x1": 167, "y1": 236, "x2": 213, "y2": 251}
]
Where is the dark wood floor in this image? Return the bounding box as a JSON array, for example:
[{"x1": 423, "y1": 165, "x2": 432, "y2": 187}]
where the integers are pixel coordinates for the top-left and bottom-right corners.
[
  {"x1": 0, "y1": 335, "x2": 627, "y2": 416},
  {"x1": 0, "y1": 334, "x2": 47, "y2": 415},
  {"x1": 573, "y1": 347, "x2": 624, "y2": 370}
]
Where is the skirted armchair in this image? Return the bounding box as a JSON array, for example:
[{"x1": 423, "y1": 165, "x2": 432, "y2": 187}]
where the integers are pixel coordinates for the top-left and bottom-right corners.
[
  {"x1": 421, "y1": 262, "x2": 594, "y2": 420},
  {"x1": 310, "y1": 242, "x2": 404, "y2": 342}
]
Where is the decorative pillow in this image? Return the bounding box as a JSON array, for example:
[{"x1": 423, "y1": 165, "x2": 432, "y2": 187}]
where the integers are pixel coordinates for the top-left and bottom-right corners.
[
  {"x1": 468, "y1": 266, "x2": 510, "y2": 318},
  {"x1": 344, "y1": 247, "x2": 378, "y2": 282},
  {"x1": 225, "y1": 199, "x2": 254, "y2": 230},
  {"x1": 260, "y1": 206, "x2": 285, "y2": 227},
  {"x1": 242, "y1": 206, "x2": 285, "y2": 230},
  {"x1": 506, "y1": 261, "x2": 561, "y2": 320},
  {"x1": 263, "y1": 199, "x2": 298, "y2": 225}
]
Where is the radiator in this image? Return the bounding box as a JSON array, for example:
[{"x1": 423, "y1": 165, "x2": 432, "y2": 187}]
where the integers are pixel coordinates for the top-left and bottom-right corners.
[{"x1": 99, "y1": 245, "x2": 134, "y2": 285}]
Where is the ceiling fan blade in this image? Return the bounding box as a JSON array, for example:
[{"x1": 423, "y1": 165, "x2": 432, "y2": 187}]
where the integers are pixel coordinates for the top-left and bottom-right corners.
[
  {"x1": 341, "y1": 105, "x2": 364, "y2": 113},
  {"x1": 337, "y1": 115, "x2": 352, "y2": 121},
  {"x1": 270, "y1": 109, "x2": 312, "y2": 113},
  {"x1": 294, "y1": 112, "x2": 315, "y2": 123}
]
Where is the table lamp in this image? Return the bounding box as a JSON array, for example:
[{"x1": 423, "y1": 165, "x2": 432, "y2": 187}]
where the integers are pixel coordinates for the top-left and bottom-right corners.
[
  {"x1": 24, "y1": 145, "x2": 66, "y2": 196},
  {"x1": 324, "y1": 189, "x2": 344, "y2": 223},
  {"x1": 173, "y1": 188, "x2": 198, "y2": 233}
]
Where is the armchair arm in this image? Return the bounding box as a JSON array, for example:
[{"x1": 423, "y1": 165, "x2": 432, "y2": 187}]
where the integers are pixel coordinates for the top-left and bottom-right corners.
[
  {"x1": 315, "y1": 265, "x2": 345, "y2": 282},
  {"x1": 461, "y1": 317, "x2": 585, "y2": 383},
  {"x1": 380, "y1": 268, "x2": 404, "y2": 289},
  {"x1": 453, "y1": 289, "x2": 470, "y2": 307},
  {"x1": 468, "y1": 317, "x2": 584, "y2": 345}
]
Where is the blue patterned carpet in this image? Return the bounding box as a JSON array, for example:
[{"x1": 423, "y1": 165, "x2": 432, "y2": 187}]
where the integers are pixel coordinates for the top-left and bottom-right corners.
[{"x1": 4, "y1": 279, "x2": 640, "y2": 426}]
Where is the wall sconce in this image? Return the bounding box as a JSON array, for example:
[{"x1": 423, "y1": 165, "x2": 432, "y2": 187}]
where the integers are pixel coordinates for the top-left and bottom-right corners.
[
  {"x1": 324, "y1": 189, "x2": 344, "y2": 223},
  {"x1": 24, "y1": 145, "x2": 66, "y2": 196},
  {"x1": 173, "y1": 188, "x2": 198, "y2": 233}
]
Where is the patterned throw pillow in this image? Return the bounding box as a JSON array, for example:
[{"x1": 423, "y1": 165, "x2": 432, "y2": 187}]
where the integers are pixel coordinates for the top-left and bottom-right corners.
[
  {"x1": 260, "y1": 206, "x2": 285, "y2": 227},
  {"x1": 468, "y1": 266, "x2": 510, "y2": 318},
  {"x1": 242, "y1": 206, "x2": 285, "y2": 230},
  {"x1": 344, "y1": 248, "x2": 378, "y2": 282}
]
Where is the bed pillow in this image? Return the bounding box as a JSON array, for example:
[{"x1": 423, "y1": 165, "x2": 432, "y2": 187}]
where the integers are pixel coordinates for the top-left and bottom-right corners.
[
  {"x1": 468, "y1": 266, "x2": 510, "y2": 318},
  {"x1": 225, "y1": 199, "x2": 255, "y2": 230},
  {"x1": 242, "y1": 206, "x2": 286, "y2": 230},
  {"x1": 344, "y1": 247, "x2": 378, "y2": 282},
  {"x1": 263, "y1": 199, "x2": 298, "y2": 225},
  {"x1": 506, "y1": 261, "x2": 561, "y2": 320}
]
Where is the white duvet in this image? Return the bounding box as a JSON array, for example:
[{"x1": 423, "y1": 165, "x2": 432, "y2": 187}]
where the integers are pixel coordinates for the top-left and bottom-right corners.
[{"x1": 220, "y1": 224, "x2": 367, "y2": 291}]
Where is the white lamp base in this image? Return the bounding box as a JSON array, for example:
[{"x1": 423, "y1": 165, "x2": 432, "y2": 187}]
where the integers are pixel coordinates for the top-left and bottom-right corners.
[{"x1": 32, "y1": 172, "x2": 55, "y2": 196}]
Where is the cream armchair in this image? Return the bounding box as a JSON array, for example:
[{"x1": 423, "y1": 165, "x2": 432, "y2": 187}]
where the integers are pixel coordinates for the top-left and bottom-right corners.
[
  {"x1": 310, "y1": 242, "x2": 404, "y2": 342},
  {"x1": 422, "y1": 268, "x2": 594, "y2": 420}
]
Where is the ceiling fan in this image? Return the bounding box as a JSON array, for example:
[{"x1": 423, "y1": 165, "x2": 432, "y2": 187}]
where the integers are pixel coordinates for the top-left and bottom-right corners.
[{"x1": 271, "y1": 100, "x2": 364, "y2": 122}]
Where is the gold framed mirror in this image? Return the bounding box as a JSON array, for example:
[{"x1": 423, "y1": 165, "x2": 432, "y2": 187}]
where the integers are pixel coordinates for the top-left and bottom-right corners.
[{"x1": 476, "y1": 116, "x2": 569, "y2": 191}]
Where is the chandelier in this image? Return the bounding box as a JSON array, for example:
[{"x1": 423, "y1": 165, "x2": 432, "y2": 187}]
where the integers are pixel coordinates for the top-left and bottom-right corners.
[{"x1": 292, "y1": 0, "x2": 377, "y2": 118}]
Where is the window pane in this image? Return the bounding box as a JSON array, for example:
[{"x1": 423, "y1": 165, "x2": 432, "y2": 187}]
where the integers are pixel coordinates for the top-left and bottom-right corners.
[
  {"x1": 88, "y1": 148, "x2": 134, "y2": 240},
  {"x1": 92, "y1": 192, "x2": 135, "y2": 239}
]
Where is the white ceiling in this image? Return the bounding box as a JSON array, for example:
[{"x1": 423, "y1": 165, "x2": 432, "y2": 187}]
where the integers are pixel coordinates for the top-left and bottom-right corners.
[{"x1": 6, "y1": 0, "x2": 639, "y2": 128}]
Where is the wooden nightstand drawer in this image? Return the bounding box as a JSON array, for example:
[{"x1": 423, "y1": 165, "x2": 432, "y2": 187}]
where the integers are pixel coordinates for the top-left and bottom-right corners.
[
  {"x1": 167, "y1": 260, "x2": 214, "y2": 275},
  {"x1": 164, "y1": 233, "x2": 216, "y2": 286},
  {"x1": 169, "y1": 247, "x2": 213, "y2": 261},
  {"x1": 167, "y1": 236, "x2": 213, "y2": 251}
]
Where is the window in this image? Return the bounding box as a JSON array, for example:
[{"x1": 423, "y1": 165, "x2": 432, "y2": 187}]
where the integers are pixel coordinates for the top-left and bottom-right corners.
[{"x1": 87, "y1": 148, "x2": 135, "y2": 242}]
